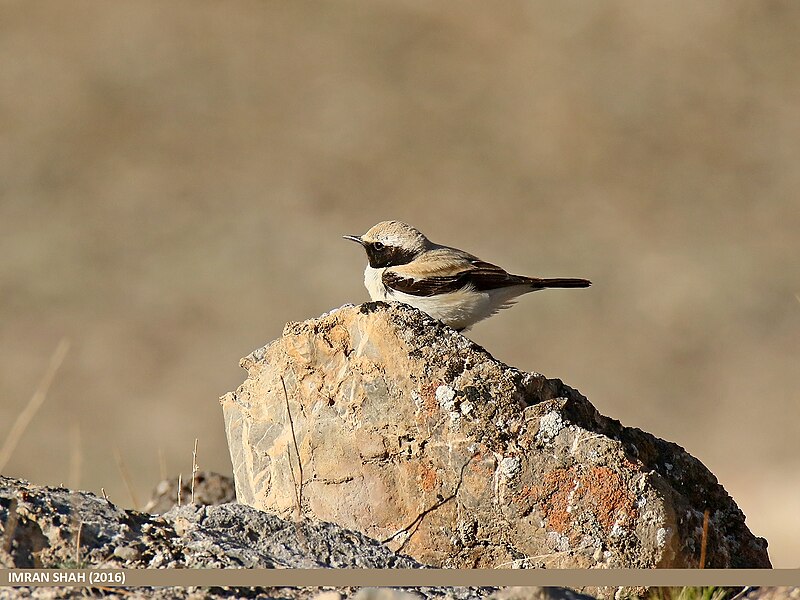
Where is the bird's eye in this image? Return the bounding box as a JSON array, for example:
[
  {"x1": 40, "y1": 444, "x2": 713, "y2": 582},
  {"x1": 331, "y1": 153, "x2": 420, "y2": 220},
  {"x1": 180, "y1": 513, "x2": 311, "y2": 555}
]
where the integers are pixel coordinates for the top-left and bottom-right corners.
[{"x1": 373, "y1": 242, "x2": 385, "y2": 251}]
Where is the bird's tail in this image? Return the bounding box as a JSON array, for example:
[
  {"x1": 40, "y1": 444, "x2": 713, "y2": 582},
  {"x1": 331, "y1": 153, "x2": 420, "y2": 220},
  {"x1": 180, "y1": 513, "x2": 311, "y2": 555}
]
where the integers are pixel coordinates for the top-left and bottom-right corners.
[{"x1": 531, "y1": 277, "x2": 592, "y2": 290}]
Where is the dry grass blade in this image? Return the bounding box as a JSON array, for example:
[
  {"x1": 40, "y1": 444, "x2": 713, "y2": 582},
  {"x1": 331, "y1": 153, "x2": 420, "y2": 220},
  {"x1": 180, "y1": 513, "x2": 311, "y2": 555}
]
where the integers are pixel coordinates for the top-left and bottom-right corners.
[
  {"x1": 281, "y1": 376, "x2": 304, "y2": 518},
  {"x1": 113, "y1": 447, "x2": 140, "y2": 510},
  {"x1": 190, "y1": 438, "x2": 198, "y2": 504},
  {"x1": 0, "y1": 338, "x2": 70, "y2": 472},
  {"x1": 729, "y1": 587, "x2": 753, "y2": 600},
  {"x1": 699, "y1": 507, "x2": 710, "y2": 568},
  {"x1": 75, "y1": 521, "x2": 83, "y2": 566}
]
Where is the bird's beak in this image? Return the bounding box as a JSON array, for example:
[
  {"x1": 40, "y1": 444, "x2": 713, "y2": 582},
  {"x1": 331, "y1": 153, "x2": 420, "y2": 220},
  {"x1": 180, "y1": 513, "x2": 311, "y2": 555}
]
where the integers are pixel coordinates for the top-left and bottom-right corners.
[{"x1": 342, "y1": 235, "x2": 365, "y2": 246}]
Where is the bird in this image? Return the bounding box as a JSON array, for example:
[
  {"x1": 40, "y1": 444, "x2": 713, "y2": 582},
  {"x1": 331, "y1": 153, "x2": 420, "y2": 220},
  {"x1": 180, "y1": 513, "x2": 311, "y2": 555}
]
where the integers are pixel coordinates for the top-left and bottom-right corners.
[{"x1": 343, "y1": 220, "x2": 591, "y2": 331}]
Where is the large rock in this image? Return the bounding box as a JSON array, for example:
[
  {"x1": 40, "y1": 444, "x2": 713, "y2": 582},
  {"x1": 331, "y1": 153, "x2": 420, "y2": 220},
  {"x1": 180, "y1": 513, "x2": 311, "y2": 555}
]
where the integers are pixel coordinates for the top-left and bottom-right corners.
[{"x1": 221, "y1": 302, "x2": 771, "y2": 569}]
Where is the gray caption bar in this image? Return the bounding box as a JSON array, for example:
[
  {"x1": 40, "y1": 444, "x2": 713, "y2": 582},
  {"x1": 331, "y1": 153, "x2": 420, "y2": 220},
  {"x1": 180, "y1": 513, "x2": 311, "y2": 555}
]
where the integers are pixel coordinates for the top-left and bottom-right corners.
[{"x1": 2, "y1": 569, "x2": 799, "y2": 588}]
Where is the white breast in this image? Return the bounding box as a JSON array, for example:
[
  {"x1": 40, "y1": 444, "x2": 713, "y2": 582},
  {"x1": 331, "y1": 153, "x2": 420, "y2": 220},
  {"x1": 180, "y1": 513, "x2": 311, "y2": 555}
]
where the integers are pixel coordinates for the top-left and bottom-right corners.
[{"x1": 364, "y1": 266, "x2": 390, "y2": 301}]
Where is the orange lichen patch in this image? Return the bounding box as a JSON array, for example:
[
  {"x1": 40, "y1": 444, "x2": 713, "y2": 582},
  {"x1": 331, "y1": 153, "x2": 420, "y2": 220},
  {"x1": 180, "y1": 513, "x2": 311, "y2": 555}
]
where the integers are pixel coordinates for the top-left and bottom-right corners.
[
  {"x1": 533, "y1": 467, "x2": 578, "y2": 533},
  {"x1": 420, "y1": 381, "x2": 441, "y2": 401},
  {"x1": 582, "y1": 466, "x2": 637, "y2": 531},
  {"x1": 418, "y1": 462, "x2": 439, "y2": 492},
  {"x1": 416, "y1": 381, "x2": 444, "y2": 422},
  {"x1": 529, "y1": 466, "x2": 637, "y2": 536}
]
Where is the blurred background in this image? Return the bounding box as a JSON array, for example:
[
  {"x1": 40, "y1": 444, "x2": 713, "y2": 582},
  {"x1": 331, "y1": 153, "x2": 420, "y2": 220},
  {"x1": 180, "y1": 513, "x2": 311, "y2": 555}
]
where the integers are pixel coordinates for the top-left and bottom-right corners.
[{"x1": 1, "y1": 1, "x2": 798, "y2": 566}]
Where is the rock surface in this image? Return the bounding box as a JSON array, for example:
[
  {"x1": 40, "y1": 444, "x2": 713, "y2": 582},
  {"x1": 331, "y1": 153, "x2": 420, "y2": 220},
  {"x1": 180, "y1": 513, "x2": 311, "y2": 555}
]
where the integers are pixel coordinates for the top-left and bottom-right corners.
[
  {"x1": 0, "y1": 476, "x2": 602, "y2": 600},
  {"x1": 0, "y1": 475, "x2": 419, "y2": 571},
  {"x1": 222, "y1": 302, "x2": 771, "y2": 569}
]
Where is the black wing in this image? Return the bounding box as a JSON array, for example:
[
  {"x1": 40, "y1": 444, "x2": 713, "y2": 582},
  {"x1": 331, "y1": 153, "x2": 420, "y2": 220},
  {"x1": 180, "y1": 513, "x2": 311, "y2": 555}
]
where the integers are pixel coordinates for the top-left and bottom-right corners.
[{"x1": 383, "y1": 260, "x2": 533, "y2": 297}]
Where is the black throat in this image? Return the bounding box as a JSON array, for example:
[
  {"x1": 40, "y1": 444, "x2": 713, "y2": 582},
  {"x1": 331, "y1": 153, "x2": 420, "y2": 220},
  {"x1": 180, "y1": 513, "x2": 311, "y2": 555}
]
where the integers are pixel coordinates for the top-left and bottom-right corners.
[{"x1": 365, "y1": 243, "x2": 419, "y2": 268}]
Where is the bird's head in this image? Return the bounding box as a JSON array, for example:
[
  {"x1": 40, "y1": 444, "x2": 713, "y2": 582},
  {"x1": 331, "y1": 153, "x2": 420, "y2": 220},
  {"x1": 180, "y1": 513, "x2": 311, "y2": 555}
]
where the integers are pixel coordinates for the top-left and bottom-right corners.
[{"x1": 343, "y1": 220, "x2": 431, "y2": 268}]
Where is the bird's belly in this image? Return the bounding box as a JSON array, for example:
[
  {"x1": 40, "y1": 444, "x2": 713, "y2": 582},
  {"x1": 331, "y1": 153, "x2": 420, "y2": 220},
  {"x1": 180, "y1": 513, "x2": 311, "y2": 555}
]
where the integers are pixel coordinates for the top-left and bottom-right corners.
[
  {"x1": 390, "y1": 287, "x2": 492, "y2": 330},
  {"x1": 364, "y1": 267, "x2": 501, "y2": 330}
]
